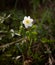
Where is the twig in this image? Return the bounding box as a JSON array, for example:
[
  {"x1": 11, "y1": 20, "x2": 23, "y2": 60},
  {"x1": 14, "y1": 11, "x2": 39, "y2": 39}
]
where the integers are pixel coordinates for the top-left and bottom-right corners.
[
  {"x1": 0, "y1": 38, "x2": 24, "y2": 49},
  {"x1": 0, "y1": 31, "x2": 7, "y2": 34}
]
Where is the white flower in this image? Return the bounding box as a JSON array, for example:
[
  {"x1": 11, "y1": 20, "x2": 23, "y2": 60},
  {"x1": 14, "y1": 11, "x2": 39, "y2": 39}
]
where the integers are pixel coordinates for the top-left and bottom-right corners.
[
  {"x1": 10, "y1": 29, "x2": 14, "y2": 37},
  {"x1": 6, "y1": 14, "x2": 11, "y2": 18},
  {"x1": 23, "y1": 16, "x2": 33, "y2": 28},
  {"x1": 15, "y1": 33, "x2": 21, "y2": 36},
  {"x1": 10, "y1": 29, "x2": 21, "y2": 37},
  {"x1": 10, "y1": 29, "x2": 14, "y2": 33},
  {"x1": 0, "y1": 17, "x2": 4, "y2": 23},
  {"x1": 15, "y1": 56, "x2": 21, "y2": 60},
  {"x1": 12, "y1": 56, "x2": 21, "y2": 60}
]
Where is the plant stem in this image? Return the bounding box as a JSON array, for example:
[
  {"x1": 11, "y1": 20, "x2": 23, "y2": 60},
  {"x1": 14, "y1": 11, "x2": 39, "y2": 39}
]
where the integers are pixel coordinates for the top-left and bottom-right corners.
[{"x1": 27, "y1": 39, "x2": 32, "y2": 56}]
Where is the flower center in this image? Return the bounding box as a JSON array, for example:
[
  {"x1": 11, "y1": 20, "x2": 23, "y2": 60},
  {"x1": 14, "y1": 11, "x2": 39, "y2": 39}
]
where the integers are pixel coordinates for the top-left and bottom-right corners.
[{"x1": 26, "y1": 20, "x2": 30, "y2": 24}]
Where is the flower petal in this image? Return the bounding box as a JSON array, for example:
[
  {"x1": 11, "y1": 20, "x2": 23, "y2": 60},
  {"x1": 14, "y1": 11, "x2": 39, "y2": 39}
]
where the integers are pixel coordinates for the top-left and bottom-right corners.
[
  {"x1": 29, "y1": 23, "x2": 33, "y2": 26},
  {"x1": 30, "y1": 19, "x2": 33, "y2": 22},
  {"x1": 25, "y1": 25, "x2": 29, "y2": 28},
  {"x1": 28, "y1": 16, "x2": 30, "y2": 19},
  {"x1": 24, "y1": 16, "x2": 27, "y2": 20}
]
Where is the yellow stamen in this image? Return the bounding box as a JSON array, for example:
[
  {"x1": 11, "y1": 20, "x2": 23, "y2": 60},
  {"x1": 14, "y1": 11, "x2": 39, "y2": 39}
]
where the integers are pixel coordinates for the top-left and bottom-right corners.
[{"x1": 26, "y1": 20, "x2": 30, "y2": 24}]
